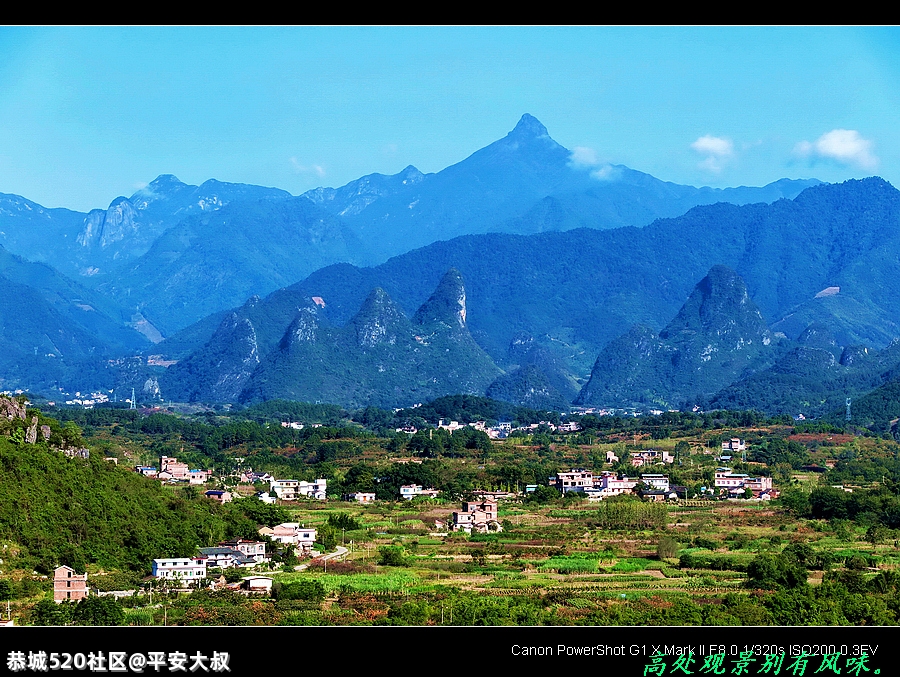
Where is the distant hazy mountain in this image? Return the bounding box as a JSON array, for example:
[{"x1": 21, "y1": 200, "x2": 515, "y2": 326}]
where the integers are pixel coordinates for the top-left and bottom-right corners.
[
  {"x1": 0, "y1": 193, "x2": 86, "y2": 269},
  {"x1": 307, "y1": 114, "x2": 820, "y2": 262},
  {"x1": 92, "y1": 196, "x2": 365, "y2": 337},
  {"x1": 0, "y1": 246, "x2": 153, "y2": 393},
  {"x1": 0, "y1": 115, "x2": 821, "y2": 342}
]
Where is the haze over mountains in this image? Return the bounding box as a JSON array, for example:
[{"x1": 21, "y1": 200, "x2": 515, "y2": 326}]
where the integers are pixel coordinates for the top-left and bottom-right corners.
[
  {"x1": 3, "y1": 114, "x2": 900, "y2": 423},
  {"x1": 0, "y1": 115, "x2": 817, "y2": 338}
]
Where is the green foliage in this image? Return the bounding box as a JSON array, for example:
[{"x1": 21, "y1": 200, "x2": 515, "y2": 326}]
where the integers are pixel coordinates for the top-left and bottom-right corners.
[
  {"x1": 31, "y1": 599, "x2": 73, "y2": 626},
  {"x1": 745, "y1": 552, "x2": 808, "y2": 590},
  {"x1": 656, "y1": 536, "x2": 680, "y2": 560},
  {"x1": 523, "y1": 485, "x2": 560, "y2": 504},
  {"x1": 537, "y1": 555, "x2": 599, "y2": 574},
  {"x1": 327, "y1": 512, "x2": 362, "y2": 531},
  {"x1": 317, "y1": 524, "x2": 339, "y2": 551},
  {"x1": 750, "y1": 438, "x2": 810, "y2": 469},
  {"x1": 72, "y1": 595, "x2": 125, "y2": 626},
  {"x1": 275, "y1": 579, "x2": 326, "y2": 603},
  {"x1": 377, "y1": 546, "x2": 409, "y2": 567},
  {"x1": 679, "y1": 552, "x2": 751, "y2": 571},
  {"x1": 595, "y1": 499, "x2": 668, "y2": 530},
  {"x1": 0, "y1": 430, "x2": 250, "y2": 573},
  {"x1": 235, "y1": 499, "x2": 290, "y2": 528}
]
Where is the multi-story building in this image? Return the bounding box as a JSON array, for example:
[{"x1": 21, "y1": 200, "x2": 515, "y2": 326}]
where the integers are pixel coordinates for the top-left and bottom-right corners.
[
  {"x1": 554, "y1": 470, "x2": 594, "y2": 493},
  {"x1": 151, "y1": 557, "x2": 207, "y2": 583},
  {"x1": 714, "y1": 468, "x2": 775, "y2": 497},
  {"x1": 160, "y1": 456, "x2": 189, "y2": 481},
  {"x1": 53, "y1": 566, "x2": 88, "y2": 603},
  {"x1": 452, "y1": 500, "x2": 501, "y2": 534},
  {"x1": 258, "y1": 523, "x2": 318, "y2": 554},
  {"x1": 218, "y1": 539, "x2": 269, "y2": 564}
]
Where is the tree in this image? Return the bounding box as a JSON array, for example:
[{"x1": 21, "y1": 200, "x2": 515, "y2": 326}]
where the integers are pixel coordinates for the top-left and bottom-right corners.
[
  {"x1": 746, "y1": 553, "x2": 807, "y2": 590},
  {"x1": 378, "y1": 546, "x2": 408, "y2": 567},
  {"x1": 275, "y1": 579, "x2": 325, "y2": 603},
  {"x1": 72, "y1": 595, "x2": 125, "y2": 626},
  {"x1": 317, "y1": 524, "x2": 339, "y2": 552},
  {"x1": 31, "y1": 599, "x2": 72, "y2": 626},
  {"x1": 656, "y1": 536, "x2": 680, "y2": 560},
  {"x1": 524, "y1": 485, "x2": 560, "y2": 504}
]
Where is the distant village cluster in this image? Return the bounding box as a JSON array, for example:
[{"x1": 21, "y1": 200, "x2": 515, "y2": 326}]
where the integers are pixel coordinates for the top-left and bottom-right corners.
[{"x1": 398, "y1": 417, "x2": 582, "y2": 439}]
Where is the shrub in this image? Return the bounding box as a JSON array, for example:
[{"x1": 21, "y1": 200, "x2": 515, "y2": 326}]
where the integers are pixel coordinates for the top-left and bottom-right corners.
[
  {"x1": 377, "y1": 546, "x2": 409, "y2": 567},
  {"x1": 656, "y1": 537, "x2": 680, "y2": 560},
  {"x1": 275, "y1": 580, "x2": 326, "y2": 603}
]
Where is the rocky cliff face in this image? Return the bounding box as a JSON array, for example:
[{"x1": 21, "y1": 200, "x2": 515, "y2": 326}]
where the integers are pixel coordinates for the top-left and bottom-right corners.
[
  {"x1": 413, "y1": 268, "x2": 468, "y2": 330},
  {"x1": 77, "y1": 197, "x2": 140, "y2": 249}
]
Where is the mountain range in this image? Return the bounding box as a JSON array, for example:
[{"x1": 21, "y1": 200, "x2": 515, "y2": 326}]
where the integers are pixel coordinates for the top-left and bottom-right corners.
[
  {"x1": 0, "y1": 115, "x2": 818, "y2": 339},
  {"x1": 4, "y1": 114, "x2": 900, "y2": 425},
  {"x1": 156, "y1": 177, "x2": 900, "y2": 417}
]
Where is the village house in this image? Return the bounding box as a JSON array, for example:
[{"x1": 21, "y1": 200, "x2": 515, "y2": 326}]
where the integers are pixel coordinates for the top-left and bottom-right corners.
[
  {"x1": 241, "y1": 470, "x2": 274, "y2": 485},
  {"x1": 553, "y1": 469, "x2": 594, "y2": 494},
  {"x1": 640, "y1": 474, "x2": 671, "y2": 492},
  {"x1": 241, "y1": 576, "x2": 274, "y2": 594},
  {"x1": 270, "y1": 479, "x2": 299, "y2": 500},
  {"x1": 160, "y1": 456, "x2": 190, "y2": 481},
  {"x1": 347, "y1": 492, "x2": 376, "y2": 503},
  {"x1": 151, "y1": 557, "x2": 207, "y2": 584},
  {"x1": 198, "y1": 547, "x2": 256, "y2": 569},
  {"x1": 629, "y1": 449, "x2": 674, "y2": 467},
  {"x1": 297, "y1": 479, "x2": 327, "y2": 500},
  {"x1": 590, "y1": 473, "x2": 639, "y2": 499},
  {"x1": 53, "y1": 565, "x2": 88, "y2": 604},
  {"x1": 189, "y1": 469, "x2": 210, "y2": 485},
  {"x1": 258, "y1": 523, "x2": 318, "y2": 554},
  {"x1": 437, "y1": 419, "x2": 465, "y2": 432},
  {"x1": 219, "y1": 539, "x2": 269, "y2": 564},
  {"x1": 204, "y1": 489, "x2": 232, "y2": 504},
  {"x1": 452, "y1": 500, "x2": 502, "y2": 534},
  {"x1": 399, "y1": 484, "x2": 440, "y2": 500},
  {"x1": 714, "y1": 468, "x2": 775, "y2": 498},
  {"x1": 270, "y1": 478, "x2": 327, "y2": 501},
  {"x1": 722, "y1": 438, "x2": 746, "y2": 454}
]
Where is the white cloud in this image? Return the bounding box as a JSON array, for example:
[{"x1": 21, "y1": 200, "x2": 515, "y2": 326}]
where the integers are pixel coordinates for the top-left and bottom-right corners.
[
  {"x1": 590, "y1": 165, "x2": 621, "y2": 181},
  {"x1": 793, "y1": 129, "x2": 878, "y2": 170},
  {"x1": 568, "y1": 146, "x2": 622, "y2": 181},
  {"x1": 290, "y1": 157, "x2": 326, "y2": 177},
  {"x1": 691, "y1": 135, "x2": 734, "y2": 175},
  {"x1": 570, "y1": 146, "x2": 599, "y2": 167}
]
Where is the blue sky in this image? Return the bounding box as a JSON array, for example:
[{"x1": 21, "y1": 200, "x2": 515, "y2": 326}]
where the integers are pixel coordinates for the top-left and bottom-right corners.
[{"x1": 1, "y1": 26, "x2": 897, "y2": 211}]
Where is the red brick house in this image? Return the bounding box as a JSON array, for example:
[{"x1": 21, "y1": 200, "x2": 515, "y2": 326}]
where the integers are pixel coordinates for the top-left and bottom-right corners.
[{"x1": 53, "y1": 565, "x2": 88, "y2": 603}]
